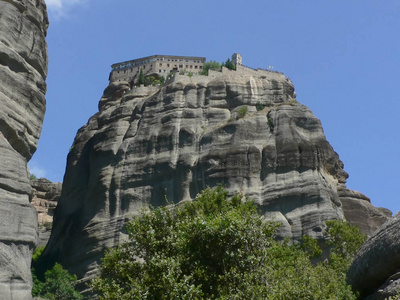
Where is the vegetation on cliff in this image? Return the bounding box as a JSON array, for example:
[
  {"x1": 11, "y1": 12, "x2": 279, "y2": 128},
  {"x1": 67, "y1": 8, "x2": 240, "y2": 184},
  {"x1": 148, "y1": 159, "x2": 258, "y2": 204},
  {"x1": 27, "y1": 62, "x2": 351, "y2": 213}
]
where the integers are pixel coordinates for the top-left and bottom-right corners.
[
  {"x1": 92, "y1": 186, "x2": 366, "y2": 299},
  {"x1": 200, "y1": 60, "x2": 221, "y2": 75},
  {"x1": 32, "y1": 247, "x2": 82, "y2": 299}
]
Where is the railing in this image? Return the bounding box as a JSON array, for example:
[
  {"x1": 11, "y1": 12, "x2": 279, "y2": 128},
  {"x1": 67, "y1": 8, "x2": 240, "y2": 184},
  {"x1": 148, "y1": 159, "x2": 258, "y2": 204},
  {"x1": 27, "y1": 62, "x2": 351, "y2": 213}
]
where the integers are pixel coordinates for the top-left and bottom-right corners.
[{"x1": 238, "y1": 63, "x2": 284, "y2": 75}]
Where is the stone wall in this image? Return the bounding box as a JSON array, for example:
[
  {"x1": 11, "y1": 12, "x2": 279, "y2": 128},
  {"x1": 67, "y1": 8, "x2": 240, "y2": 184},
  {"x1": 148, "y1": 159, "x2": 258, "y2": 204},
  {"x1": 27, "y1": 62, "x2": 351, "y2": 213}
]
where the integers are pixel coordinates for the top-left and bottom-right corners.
[{"x1": 109, "y1": 55, "x2": 205, "y2": 84}]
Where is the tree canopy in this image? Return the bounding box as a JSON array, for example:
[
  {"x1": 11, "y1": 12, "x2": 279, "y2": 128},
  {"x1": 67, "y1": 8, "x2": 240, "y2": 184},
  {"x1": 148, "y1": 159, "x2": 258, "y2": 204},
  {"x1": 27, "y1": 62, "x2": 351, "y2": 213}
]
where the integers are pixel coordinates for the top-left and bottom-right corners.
[
  {"x1": 92, "y1": 186, "x2": 366, "y2": 299},
  {"x1": 200, "y1": 60, "x2": 221, "y2": 75},
  {"x1": 32, "y1": 263, "x2": 82, "y2": 300},
  {"x1": 222, "y1": 58, "x2": 236, "y2": 70}
]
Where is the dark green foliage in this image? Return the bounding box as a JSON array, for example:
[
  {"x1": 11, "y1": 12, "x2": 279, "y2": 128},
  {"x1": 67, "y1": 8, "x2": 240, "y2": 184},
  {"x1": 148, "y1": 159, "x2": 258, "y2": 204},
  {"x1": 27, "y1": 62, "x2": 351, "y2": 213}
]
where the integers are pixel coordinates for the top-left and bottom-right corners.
[
  {"x1": 32, "y1": 263, "x2": 82, "y2": 299},
  {"x1": 32, "y1": 246, "x2": 45, "y2": 262},
  {"x1": 32, "y1": 270, "x2": 45, "y2": 298},
  {"x1": 200, "y1": 60, "x2": 222, "y2": 75},
  {"x1": 256, "y1": 102, "x2": 265, "y2": 111},
  {"x1": 44, "y1": 221, "x2": 53, "y2": 230},
  {"x1": 166, "y1": 71, "x2": 175, "y2": 80},
  {"x1": 144, "y1": 75, "x2": 155, "y2": 86},
  {"x1": 138, "y1": 68, "x2": 145, "y2": 85},
  {"x1": 223, "y1": 58, "x2": 236, "y2": 70},
  {"x1": 325, "y1": 220, "x2": 366, "y2": 273},
  {"x1": 92, "y1": 186, "x2": 364, "y2": 299},
  {"x1": 268, "y1": 116, "x2": 274, "y2": 131},
  {"x1": 30, "y1": 173, "x2": 37, "y2": 180}
]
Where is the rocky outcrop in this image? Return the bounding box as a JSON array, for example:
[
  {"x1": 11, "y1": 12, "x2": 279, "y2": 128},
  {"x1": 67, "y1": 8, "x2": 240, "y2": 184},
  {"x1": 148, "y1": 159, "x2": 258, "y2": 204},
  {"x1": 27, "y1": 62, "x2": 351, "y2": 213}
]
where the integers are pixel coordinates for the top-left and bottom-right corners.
[
  {"x1": 40, "y1": 70, "x2": 389, "y2": 287},
  {"x1": 31, "y1": 178, "x2": 61, "y2": 224},
  {"x1": 348, "y1": 213, "x2": 400, "y2": 299},
  {"x1": 0, "y1": 0, "x2": 48, "y2": 299},
  {"x1": 31, "y1": 178, "x2": 61, "y2": 247},
  {"x1": 339, "y1": 185, "x2": 392, "y2": 236}
]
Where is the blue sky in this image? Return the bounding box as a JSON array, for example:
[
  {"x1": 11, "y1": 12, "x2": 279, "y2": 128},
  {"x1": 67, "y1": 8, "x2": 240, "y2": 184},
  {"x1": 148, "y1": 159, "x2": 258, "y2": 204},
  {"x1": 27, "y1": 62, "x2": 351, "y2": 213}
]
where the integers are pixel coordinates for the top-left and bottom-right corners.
[{"x1": 30, "y1": 0, "x2": 400, "y2": 213}]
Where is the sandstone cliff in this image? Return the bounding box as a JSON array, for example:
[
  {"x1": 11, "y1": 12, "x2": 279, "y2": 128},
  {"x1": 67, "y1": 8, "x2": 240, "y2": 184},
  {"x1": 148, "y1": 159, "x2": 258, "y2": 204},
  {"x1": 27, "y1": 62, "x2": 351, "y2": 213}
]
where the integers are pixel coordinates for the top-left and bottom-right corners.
[
  {"x1": 40, "y1": 69, "x2": 389, "y2": 287},
  {"x1": 0, "y1": 0, "x2": 48, "y2": 299}
]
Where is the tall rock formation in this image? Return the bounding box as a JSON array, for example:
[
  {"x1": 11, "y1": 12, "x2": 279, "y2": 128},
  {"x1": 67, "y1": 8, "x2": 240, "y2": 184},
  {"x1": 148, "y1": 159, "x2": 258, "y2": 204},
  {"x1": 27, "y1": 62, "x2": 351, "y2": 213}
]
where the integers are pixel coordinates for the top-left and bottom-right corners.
[
  {"x1": 0, "y1": 0, "x2": 48, "y2": 299},
  {"x1": 40, "y1": 67, "x2": 389, "y2": 287}
]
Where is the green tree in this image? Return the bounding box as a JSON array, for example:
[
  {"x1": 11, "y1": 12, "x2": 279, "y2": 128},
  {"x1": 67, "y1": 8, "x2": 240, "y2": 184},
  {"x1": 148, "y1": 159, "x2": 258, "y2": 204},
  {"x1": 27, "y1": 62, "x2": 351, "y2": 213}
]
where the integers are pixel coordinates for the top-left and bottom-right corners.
[
  {"x1": 200, "y1": 60, "x2": 221, "y2": 75},
  {"x1": 138, "y1": 68, "x2": 145, "y2": 85},
  {"x1": 92, "y1": 186, "x2": 362, "y2": 299},
  {"x1": 325, "y1": 220, "x2": 366, "y2": 273},
  {"x1": 144, "y1": 75, "x2": 155, "y2": 86},
  {"x1": 223, "y1": 58, "x2": 236, "y2": 70},
  {"x1": 32, "y1": 263, "x2": 82, "y2": 300}
]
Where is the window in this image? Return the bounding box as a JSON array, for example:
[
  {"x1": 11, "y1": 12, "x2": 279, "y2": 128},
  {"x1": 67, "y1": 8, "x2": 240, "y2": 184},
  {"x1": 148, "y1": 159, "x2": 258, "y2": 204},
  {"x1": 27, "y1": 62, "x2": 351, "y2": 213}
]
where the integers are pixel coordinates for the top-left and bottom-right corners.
[
  {"x1": 167, "y1": 64, "x2": 170, "y2": 67},
  {"x1": 195, "y1": 66, "x2": 198, "y2": 69},
  {"x1": 159, "y1": 70, "x2": 161, "y2": 73},
  {"x1": 190, "y1": 65, "x2": 193, "y2": 68},
  {"x1": 179, "y1": 65, "x2": 183, "y2": 68},
  {"x1": 199, "y1": 66, "x2": 203, "y2": 69},
  {"x1": 160, "y1": 63, "x2": 162, "y2": 67}
]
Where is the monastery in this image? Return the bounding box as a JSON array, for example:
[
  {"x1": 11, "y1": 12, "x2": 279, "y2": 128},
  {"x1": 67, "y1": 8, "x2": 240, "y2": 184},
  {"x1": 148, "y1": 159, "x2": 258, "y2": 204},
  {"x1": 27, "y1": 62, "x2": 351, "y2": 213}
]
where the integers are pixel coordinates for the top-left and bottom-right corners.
[{"x1": 108, "y1": 53, "x2": 286, "y2": 88}]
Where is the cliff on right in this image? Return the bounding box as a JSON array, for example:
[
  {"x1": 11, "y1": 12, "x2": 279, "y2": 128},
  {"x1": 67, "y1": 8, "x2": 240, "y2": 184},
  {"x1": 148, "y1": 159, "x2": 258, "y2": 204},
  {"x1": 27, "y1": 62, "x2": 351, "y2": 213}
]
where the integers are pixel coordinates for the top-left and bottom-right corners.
[{"x1": 348, "y1": 212, "x2": 400, "y2": 299}]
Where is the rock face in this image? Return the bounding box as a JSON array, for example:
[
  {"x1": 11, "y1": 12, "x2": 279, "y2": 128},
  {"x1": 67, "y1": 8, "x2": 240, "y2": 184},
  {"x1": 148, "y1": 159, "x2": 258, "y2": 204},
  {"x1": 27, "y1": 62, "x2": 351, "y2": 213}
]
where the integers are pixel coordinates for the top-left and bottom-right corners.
[
  {"x1": 348, "y1": 213, "x2": 400, "y2": 299},
  {"x1": 0, "y1": 0, "x2": 48, "y2": 299},
  {"x1": 40, "y1": 69, "x2": 389, "y2": 287},
  {"x1": 31, "y1": 178, "x2": 62, "y2": 247},
  {"x1": 31, "y1": 178, "x2": 61, "y2": 224}
]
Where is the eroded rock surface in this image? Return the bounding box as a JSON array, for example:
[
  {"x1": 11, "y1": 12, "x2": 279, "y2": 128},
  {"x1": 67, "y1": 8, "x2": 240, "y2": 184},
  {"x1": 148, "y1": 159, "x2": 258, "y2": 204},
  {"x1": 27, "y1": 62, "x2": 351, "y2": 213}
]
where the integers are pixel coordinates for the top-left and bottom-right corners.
[
  {"x1": 0, "y1": 0, "x2": 48, "y2": 298},
  {"x1": 41, "y1": 70, "x2": 389, "y2": 287},
  {"x1": 31, "y1": 178, "x2": 61, "y2": 247},
  {"x1": 348, "y1": 213, "x2": 400, "y2": 299}
]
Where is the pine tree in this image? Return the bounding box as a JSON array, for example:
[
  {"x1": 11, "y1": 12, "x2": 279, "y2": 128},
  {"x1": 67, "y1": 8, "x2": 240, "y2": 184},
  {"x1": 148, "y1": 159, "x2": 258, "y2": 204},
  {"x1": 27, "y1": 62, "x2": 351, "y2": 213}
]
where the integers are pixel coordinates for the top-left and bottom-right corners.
[{"x1": 138, "y1": 68, "x2": 145, "y2": 85}]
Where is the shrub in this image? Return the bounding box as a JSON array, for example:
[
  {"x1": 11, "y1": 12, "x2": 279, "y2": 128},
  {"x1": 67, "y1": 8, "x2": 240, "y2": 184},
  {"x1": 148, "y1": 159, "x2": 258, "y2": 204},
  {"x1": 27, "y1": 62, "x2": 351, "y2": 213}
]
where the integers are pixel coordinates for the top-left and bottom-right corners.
[
  {"x1": 237, "y1": 106, "x2": 248, "y2": 118},
  {"x1": 32, "y1": 246, "x2": 45, "y2": 262},
  {"x1": 268, "y1": 116, "x2": 274, "y2": 131},
  {"x1": 256, "y1": 102, "x2": 265, "y2": 111}
]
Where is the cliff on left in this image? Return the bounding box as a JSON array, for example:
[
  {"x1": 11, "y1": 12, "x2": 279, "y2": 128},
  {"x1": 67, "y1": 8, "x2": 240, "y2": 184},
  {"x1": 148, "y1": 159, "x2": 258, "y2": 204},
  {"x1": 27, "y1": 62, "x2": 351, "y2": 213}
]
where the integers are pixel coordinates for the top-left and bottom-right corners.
[{"x1": 0, "y1": 0, "x2": 48, "y2": 299}]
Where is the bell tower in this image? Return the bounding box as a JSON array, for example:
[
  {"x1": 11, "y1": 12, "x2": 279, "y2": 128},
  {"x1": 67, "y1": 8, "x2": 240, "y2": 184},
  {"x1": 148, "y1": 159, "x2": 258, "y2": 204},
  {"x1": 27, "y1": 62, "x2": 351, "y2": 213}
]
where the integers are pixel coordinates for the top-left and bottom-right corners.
[{"x1": 232, "y1": 53, "x2": 242, "y2": 66}]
